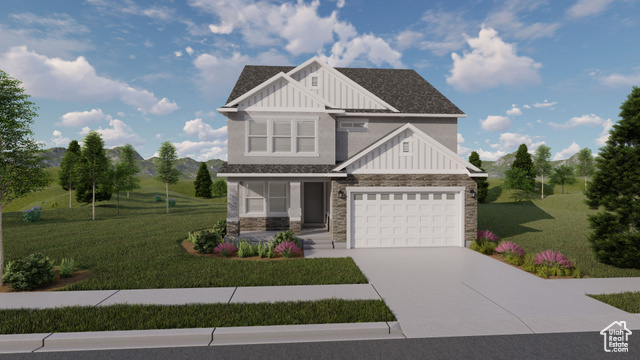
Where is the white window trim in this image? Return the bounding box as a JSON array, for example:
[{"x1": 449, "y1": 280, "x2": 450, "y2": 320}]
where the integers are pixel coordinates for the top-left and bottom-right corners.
[
  {"x1": 399, "y1": 139, "x2": 413, "y2": 156},
  {"x1": 337, "y1": 119, "x2": 369, "y2": 132},
  {"x1": 241, "y1": 181, "x2": 290, "y2": 217},
  {"x1": 244, "y1": 115, "x2": 319, "y2": 157},
  {"x1": 310, "y1": 75, "x2": 319, "y2": 89}
]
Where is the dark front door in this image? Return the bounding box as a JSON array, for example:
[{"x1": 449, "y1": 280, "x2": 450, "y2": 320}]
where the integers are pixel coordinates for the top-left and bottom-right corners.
[{"x1": 304, "y1": 182, "x2": 324, "y2": 225}]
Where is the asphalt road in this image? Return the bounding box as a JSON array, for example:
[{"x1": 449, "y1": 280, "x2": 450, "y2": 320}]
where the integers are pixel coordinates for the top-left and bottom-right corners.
[{"x1": 1, "y1": 331, "x2": 636, "y2": 360}]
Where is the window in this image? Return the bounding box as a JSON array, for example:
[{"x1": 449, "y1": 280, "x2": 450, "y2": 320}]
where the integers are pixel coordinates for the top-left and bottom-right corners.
[
  {"x1": 311, "y1": 76, "x2": 318, "y2": 87},
  {"x1": 269, "y1": 183, "x2": 287, "y2": 213},
  {"x1": 338, "y1": 120, "x2": 368, "y2": 132},
  {"x1": 248, "y1": 121, "x2": 267, "y2": 153},
  {"x1": 394, "y1": 194, "x2": 403, "y2": 200},
  {"x1": 297, "y1": 120, "x2": 316, "y2": 153},
  {"x1": 245, "y1": 183, "x2": 264, "y2": 213},
  {"x1": 400, "y1": 140, "x2": 413, "y2": 156},
  {"x1": 273, "y1": 121, "x2": 291, "y2": 152},
  {"x1": 407, "y1": 194, "x2": 416, "y2": 200}
]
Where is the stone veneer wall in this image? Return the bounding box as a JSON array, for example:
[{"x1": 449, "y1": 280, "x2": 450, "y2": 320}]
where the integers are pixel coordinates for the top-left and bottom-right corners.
[
  {"x1": 240, "y1": 217, "x2": 290, "y2": 231},
  {"x1": 330, "y1": 174, "x2": 478, "y2": 243}
]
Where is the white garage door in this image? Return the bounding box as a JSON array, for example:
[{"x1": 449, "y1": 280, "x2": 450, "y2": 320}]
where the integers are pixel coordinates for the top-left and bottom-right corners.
[{"x1": 350, "y1": 190, "x2": 462, "y2": 248}]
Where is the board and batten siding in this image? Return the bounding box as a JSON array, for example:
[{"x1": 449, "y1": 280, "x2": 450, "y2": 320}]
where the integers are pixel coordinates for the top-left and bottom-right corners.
[
  {"x1": 290, "y1": 64, "x2": 386, "y2": 111},
  {"x1": 346, "y1": 129, "x2": 466, "y2": 174},
  {"x1": 238, "y1": 79, "x2": 324, "y2": 110}
]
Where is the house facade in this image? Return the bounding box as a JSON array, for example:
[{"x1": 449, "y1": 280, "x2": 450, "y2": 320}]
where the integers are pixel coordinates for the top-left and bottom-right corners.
[{"x1": 217, "y1": 57, "x2": 487, "y2": 248}]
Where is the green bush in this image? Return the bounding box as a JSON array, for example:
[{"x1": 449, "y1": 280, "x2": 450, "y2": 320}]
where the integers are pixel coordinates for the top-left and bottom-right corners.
[
  {"x1": 23, "y1": 207, "x2": 42, "y2": 223},
  {"x1": 192, "y1": 230, "x2": 221, "y2": 254},
  {"x1": 2, "y1": 254, "x2": 55, "y2": 291},
  {"x1": 504, "y1": 252, "x2": 524, "y2": 266},
  {"x1": 470, "y1": 240, "x2": 497, "y2": 255},
  {"x1": 237, "y1": 240, "x2": 256, "y2": 258},
  {"x1": 272, "y1": 230, "x2": 300, "y2": 248},
  {"x1": 154, "y1": 195, "x2": 162, "y2": 202},
  {"x1": 59, "y1": 258, "x2": 75, "y2": 278},
  {"x1": 256, "y1": 242, "x2": 269, "y2": 258},
  {"x1": 213, "y1": 219, "x2": 227, "y2": 237},
  {"x1": 168, "y1": 198, "x2": 176, "y2": 207}
]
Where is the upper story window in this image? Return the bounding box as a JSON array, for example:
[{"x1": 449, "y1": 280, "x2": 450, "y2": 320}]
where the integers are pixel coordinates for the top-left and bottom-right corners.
[
  {"x1": 245, "y1": 116, "x2": 318, "y2": 156},
  {"x1": 338, "y1": 119, "x2": 369, "y2": 132},
  {"x1": 310, "y1": 76, "x2": 319, "y2": 88},
  {"x1": 400, "y1": 139, "x2": 413, "y2": 156}
]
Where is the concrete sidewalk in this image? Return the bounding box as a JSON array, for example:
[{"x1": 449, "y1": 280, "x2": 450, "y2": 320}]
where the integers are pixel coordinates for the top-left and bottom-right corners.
[{"x1": 0, "y1": 284, "x2": 381, "y2": 310}]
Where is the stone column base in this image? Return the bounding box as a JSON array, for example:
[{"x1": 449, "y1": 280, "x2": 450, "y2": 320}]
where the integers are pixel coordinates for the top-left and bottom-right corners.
[
  {"x1": 227, "y1": 220, "x2": 240, "y2": 237},
  {"x1": 289, "y1": 220, "x2": 302, "y2": 235}
]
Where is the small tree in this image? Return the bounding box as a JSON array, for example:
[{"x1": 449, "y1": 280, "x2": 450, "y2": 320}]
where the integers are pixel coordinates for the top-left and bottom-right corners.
[
  {"x1": 533, "y1": 145, "x2": 552, "y2": 199},
  {"x1": 585, "y1": 86, "x2": 640, "y2": 269},
  {"x1": 504, "y1": 167, "x2": 533, "y2": 203},
  {"x1": 58, "y1": 140, "x2": 81, "y2": 208},
  {"x1": 76, "y1": 131, "x2": 111, "y2": 220},
  {"x1": 0, "y1": 70, "x2": 51, "y2": 285},
  {"x1": 155, "y1": 141, "x2": 181, "y2": 214},
  {"x1": 212, "y1": 178, "x2": 227, "y2": 197},
  {"x1": 548, "y1": 165, "x2": 577, "y2": 194},
  {"x1": 109, "y1": 162, "x2": 129, "y2": 214},
  {"x1": 119, "y1": 144, "x2": 140, "y2": 198},
  {"x1": 511, "y1": 144, "x2": 535, "y2": 188},
  {"x1": 468, "y1": 151, "x2": 488, "y2": 203},
  {"x1": 576, "y1": 147, "x2": 595, "y2": 188},
  {"x1": 194, "y1": 162, "x2": 213, "y2": 198}
]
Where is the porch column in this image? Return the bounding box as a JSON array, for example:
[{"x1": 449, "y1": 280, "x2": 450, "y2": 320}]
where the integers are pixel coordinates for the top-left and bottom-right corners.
[
  {"x1": 226, "y1": 179, "x2": 240, "y2": 236},
  {"x1": 289, "y1": 181, "x2": 302, "y2": 235}
]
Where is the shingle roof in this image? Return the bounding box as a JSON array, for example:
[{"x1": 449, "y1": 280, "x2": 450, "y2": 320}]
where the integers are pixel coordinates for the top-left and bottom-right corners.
[
  {"x1": 225, "y1": 65, "x2": 464, "y2": 115},
  {"x1": 219, "y1": 163, "x2": 342, "y2": 174}
]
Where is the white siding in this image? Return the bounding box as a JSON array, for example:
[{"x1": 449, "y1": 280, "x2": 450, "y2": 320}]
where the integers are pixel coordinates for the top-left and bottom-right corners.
[
  {"x1": 290, "y1": 64, "x2": 386, "y2": 110},
  {"x1": 238, "y1": 80, "x2": 324, "y2": 110},
  {"x1": 346, "y1": 130, "x2": 466, "y2": 173}
]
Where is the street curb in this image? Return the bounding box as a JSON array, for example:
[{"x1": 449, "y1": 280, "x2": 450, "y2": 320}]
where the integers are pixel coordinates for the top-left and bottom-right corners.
[{"x1": 0, "y1": 322, "x2": 405, "y2": 353}]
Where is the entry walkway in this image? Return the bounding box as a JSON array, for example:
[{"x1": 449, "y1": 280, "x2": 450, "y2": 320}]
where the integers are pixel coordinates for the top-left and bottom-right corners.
[{"x1": 306, "y1": 247, "x2": 640, "y2": 338}]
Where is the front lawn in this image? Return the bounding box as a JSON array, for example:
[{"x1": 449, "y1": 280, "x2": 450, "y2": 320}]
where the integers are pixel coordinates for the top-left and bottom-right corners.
[
  {"x1": 479, "y1": 179, "x2": 640, "y2": 278},
  {"x1": 588, "y1": 292, "x2": 640, "y2": 313},
  {"x1": 0, "y1": 300, "x2": 396, "y2": 334},
  {"x1": 3, "y1": 189, "x2": 367, "y2": 290}
]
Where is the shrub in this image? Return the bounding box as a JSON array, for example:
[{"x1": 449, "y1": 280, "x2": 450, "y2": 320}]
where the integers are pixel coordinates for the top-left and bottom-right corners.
[
  {"x1": 213, "y1": 219, "x2": 227, "y2": 237},
  {"x1": 470, "y1": 240, "x2": 497, "y2": 255},
  {"x1": 535, "y1": 250, "x2": 574, "y2": 268},
  {"x1": 23, "y1": 207, "x2": 42, "y2": 223},
  {"x1": 154, "y1": 195, "x2": 162, "y2": 202},
  {"x1": 2, "y1": 254, "x2": 55, "y2": 291},
  {"x1": 193, "y1": 230, "x2": 222, "y2": 254},
  {"x1": 272, "y1": 230, "x2": 300, "y2": 248},
  {"x1": 256, "y1": 242, "x2": 269, "y2": 258},
  {"x1": 50, "y1": 202, "x2": 58, "y2": 209},
  {"x1": 495, "y1": 241, "x2": 525, "y2": 257},
  {"x1": 274, "y1": 241, "x2": 302, "y2": 258},
  {"x1": 168, "y1": 198, "x2": 176, "y2": 207},
  {"x1": 504, "y1": 252, "x2": 524, "y2": 266},
  {"x1": 214, "y1": 242, "x2": 237, "y2": 257},
  {"x1": 59, "y1": 258, "x2": 75, "y2": 278},
  {"x1": 237, "y1": 240, "x2": 256, "y2": 258},
  {"x1": 477, "y1": 230, "x2": 499, "y2": 243}
]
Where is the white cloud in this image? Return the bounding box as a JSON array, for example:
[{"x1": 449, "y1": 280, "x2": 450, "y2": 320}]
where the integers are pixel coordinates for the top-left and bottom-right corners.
[
  {"x1": 321, "y1": 33, "x2": 403, "y2": 68},
  {"x1": 173, "y1": 140, "x2": 228, "y2": 161},
  {"x1": 480, "y1": 115, "x2": 512, "y2": 132},
  {"x1": 493, "y1": 132, "x2": 545, "y2": 152},
  {"x1": 446, "y1": 27, "x2": 542, "y2": 92},
  {"x1": 485, "y1": 7, "x2": 561, "y2": 40},
  {"x1": 553, "y1": 142, "x2": 581, "y2": 160},
  {"x1": 413, "y1": 10, "x2": 470, "y2": 56},
  {"x1": 457, "y1": 133, "x2": 465, "y2": 144},
  {"x1": 59, "y1": 108, "x2": 110, "y2": 127},
  {"x1": 209, "y1": 22, "x2": 234, "y2": 34},
  {"x1": 599, "y1": 72, "x2": 640, "y2": 87},
  {"x1": 395, "y1": 30, "x2": 423, "y2": 51},
  {"x1": 174, "y1": 51, "x2": 182, "y2": 57},
  {"x1": 156, "y1": 133, "x2": 163, "y2": 139},
  {"x1": 549, "y1": 113, "x2": 608, "y2": 130},
  {"x1": 0, "y1": 46, "x2": 179, "y2": 115},
  {"x1": 80, "y1": 119, "x2": 145, "y2": 147},
  {"x1": 506, "y1": 105, "x2": 522, "y2": 116},
  {"x1": 533, "y1": 100, "x2": 557, "y2": 108},
  {"x1": 183, "y1": 119, "x2": 227, "y2": 141},
  {"x1": 523, "y1": 104, "x2": 531, "y2": 109},
  {"x1": 596, "y1": 118, "x2": 614, "y2": 146},
  {"x1": 476, "y1": 149, "x2": 508, "y2": 161},
  {"x1": 185, "y1": 46, "x2": 194, "y2": 56},
  {"x1": 51, "y1": 130, "x2": 71, "y2": 147},
  {"x1": 568, "y1": 0, "x2": 614, "y2": 18},
  {"x1": 10, "y1": 13, "x2": 89, "y2": 34}
]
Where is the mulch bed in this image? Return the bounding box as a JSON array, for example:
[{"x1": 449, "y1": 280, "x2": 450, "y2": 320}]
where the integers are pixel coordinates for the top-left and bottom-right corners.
[
  {"x1": 181, "y1": 239, "x2": 305, "y2": 260},
  {"x1": 487, "y1": 253, "x2": 579, "y2": 279},
  {"x1": 0, "y1": 269, "x2": 91, "y2": 293}
]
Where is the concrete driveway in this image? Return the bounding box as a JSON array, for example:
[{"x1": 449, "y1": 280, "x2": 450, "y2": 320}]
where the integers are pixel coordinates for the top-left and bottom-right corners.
[{"x1": 308, "y1": 247, "x2": 640, "y2": 338}]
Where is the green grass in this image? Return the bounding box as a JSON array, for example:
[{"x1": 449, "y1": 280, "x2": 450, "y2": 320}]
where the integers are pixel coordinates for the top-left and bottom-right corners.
[
  {"x1": 0, "y1": 300, "x2": 396, "y2": 334},
  {"x1": 479, "y1": 179, "x2": 640, "y2": 278},
  {"x1": 3, "y1": 183, "x2": 366, "y2": 290},
  {"x1": 588, "y1": 292, "x2": 640, "y2": 313}
]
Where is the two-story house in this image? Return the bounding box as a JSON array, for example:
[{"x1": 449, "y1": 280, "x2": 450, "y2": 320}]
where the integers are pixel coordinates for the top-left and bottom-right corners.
[{"x1": 217, "y1": 57, "x2": 487, "y2": 249}]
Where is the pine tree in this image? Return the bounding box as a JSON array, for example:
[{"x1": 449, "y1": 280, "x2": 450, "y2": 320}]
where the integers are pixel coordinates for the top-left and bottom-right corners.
[
  {"x1": 468, "y1": 151, "x2": 488, "y2": 203},
  {"x1": 533, "y1": 145, "x2": 552, "y2": 199},
  {"x1": 119, "y1": 144, "x2": 140, "y2": 198},
  {"x1": 76, "y1": 131, "x2": 111, "y2": 220},
  {"x1": 0, "y1": 70, "x2": 51, "y2": 285},
  {"x1": 576, "y1": 147, "x2": 595, "y2": 189},
  {"x1": 155, "y1": 142, "x2": 181, "y2": 214},
  {"x1": 59, "y1": 140, "x2": 81, "y2": 208},
  {"x1": 585, "y1": 86, "x2": 640, "y2": 269},
  {"x1": 194, "y1": 162, "x2": 213, "y2": 198},
  {"x1": 511, "y1": 144, "x2": 535, "y2": 189}
]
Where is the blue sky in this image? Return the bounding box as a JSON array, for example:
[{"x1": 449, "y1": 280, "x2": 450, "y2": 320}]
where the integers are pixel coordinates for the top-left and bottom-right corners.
[{"x1": 1, "y1": 0, "x2": 638, "y2": 161}]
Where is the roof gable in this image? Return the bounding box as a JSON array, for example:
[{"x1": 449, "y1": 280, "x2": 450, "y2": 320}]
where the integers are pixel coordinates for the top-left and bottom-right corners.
[{"x1": 334, "y1": 123, "x2": 483, "y2": 176}]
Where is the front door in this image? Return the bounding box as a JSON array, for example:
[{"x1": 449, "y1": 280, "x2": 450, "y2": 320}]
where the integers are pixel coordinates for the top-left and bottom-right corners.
[{"x1": 303, "y1": 182, "x2": 324, "y2": 225}]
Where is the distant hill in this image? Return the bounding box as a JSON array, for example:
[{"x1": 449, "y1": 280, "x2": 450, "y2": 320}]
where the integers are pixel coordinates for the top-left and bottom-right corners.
[
  {"x1": 39, "y1": 147, "x2": 225, "y2": 180},
  {"x1": 481, "y1": 152, "x2": 584, "y2": 178}
]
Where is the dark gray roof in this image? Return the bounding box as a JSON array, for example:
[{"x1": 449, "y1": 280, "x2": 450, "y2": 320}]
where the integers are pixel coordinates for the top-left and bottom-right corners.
[
  {"x1": 219, "y1": 163, "x2": 342, "y2": 174},
  {"x1": 225, "y1": 65, "x2": 464, "y2": 115}
]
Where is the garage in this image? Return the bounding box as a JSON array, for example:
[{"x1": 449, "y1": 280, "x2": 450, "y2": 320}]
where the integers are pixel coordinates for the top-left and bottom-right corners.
[{"x1": 347, "y1": 187, "x2": 465, "y2": 248}]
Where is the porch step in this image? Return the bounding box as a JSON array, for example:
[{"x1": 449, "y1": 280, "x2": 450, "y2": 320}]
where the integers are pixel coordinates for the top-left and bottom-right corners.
[{"x1": 304, "y1": 244, "x2": 334, "y2": 250}]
